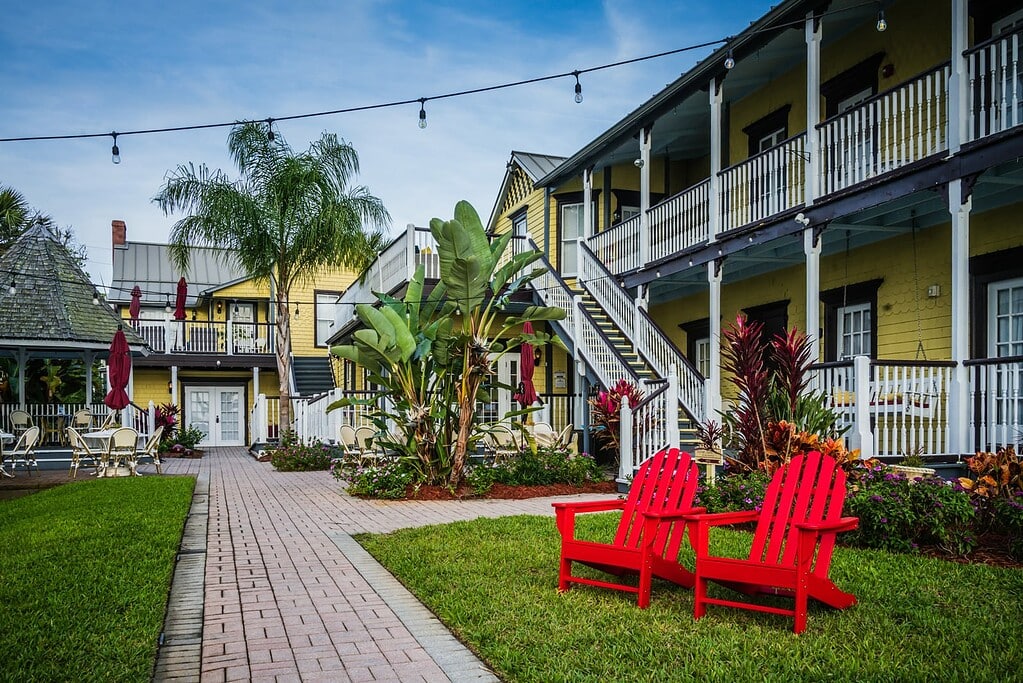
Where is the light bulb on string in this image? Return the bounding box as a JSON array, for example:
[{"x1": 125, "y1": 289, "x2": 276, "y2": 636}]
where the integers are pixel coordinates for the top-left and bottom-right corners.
[
  {"x1": 294, "y1": 304, "x2": 300, "y2": 318},
  {"x1": 110, "y1": 132, "x2": 121, "y2": 164},
  {"x1": 418, "y1": 99, "x2": 428, "y2": 129},
  {"x1": 573, "y1": 71, "x2": 583, "y2": 103},
  {"x1": 165, "y1": 295, "x2": 171, "y2": 314},
  {"x1": 724, "y1": 49, "x2": 735, "y2": 70},
  {"x1": 876, "y1": 10, "x2": 887, "y2": 32},
  {"x1": 266, "y1": 118, "x2": 275, "y2": 141},
  {"x1": 8, "y1": 279, "x2": 15, "y2": 296},
  {"x1": 92, "y1": 290, "x2": 100, "y2": 305}
]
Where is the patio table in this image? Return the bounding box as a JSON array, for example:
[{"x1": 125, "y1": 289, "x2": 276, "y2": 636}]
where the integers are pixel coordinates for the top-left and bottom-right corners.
[{"x1": 82, "y1": 429, "x2": 138, "y2": 477}]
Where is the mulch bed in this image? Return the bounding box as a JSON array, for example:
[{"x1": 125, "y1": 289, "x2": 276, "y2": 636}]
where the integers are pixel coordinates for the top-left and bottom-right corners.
[{"x1": 404, "y1": 481, "x2": 617, "y2": 501}]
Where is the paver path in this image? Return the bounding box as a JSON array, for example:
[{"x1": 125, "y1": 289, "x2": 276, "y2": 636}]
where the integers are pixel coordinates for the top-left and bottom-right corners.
[{"x1": 156, "y1": 447, "x2": 610, "y2": 682}]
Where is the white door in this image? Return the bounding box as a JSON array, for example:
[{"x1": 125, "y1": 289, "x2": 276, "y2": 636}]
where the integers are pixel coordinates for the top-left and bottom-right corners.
[
  {"x1": 232, "y1": 303, "x2": 256, "y2": 353},
  {"x1": 498, "y1": 354, "x2": 520, "y2": 420},
  {"x1": 988, "y1": 278, "x2": 1023, "y2": 436},
  {"x1": 186, "y1": 386, "x2": 245, "y2": 447}
]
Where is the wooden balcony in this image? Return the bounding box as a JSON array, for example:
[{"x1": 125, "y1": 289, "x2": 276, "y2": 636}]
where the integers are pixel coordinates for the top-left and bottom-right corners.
[{"x1": 129, "y1": 320, "x2": 275, "y2": 356}]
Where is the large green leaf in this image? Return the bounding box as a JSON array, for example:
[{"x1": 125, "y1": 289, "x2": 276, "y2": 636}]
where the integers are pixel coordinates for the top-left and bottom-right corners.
[{"x1": 380, "y1": 306, "x2": 416, "y2": 361}]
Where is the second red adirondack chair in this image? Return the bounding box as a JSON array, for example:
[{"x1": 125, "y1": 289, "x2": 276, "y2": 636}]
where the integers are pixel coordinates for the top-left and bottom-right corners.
[
  {"x1": 686, "y1": 450, "x2": 859, "y2": 633},
  {"x1": 552, "y1": 447, "x2": 701, "y2": 608}
]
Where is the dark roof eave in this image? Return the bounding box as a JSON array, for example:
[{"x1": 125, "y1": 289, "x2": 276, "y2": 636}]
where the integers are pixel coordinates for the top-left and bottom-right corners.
[{"x1": 535, "y1": 0, "x2": 818, "y2": 188}]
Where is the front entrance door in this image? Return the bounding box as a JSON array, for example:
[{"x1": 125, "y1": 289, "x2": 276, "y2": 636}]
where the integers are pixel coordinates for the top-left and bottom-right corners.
[
  {"x1": 185, "y1": 386, "x2": 245, "y2": 447},
  {"x1": 497, "y1": 354, "x2": 520, "y2": 421}
]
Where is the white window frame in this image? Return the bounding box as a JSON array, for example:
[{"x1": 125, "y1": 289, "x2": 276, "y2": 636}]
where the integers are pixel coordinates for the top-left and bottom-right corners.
[
  {"x1": 988, "y1": 277, "x2": 1023, "y2": 358},
  {"x1": 837, "y1": 302, "x2": 871, "y2": 360},
  {"x1": 315, "y1": 292, "x2": 341, "y2": 347},
  {"x1": 757, "y1": 127, "x2": 786, "y2": 152},
  {"x1": 994, "y1": 9, "x2": 1023, "y2": 36},
  {"x1": 694, "y1": 337, "x2": 711, "y2": 379}
]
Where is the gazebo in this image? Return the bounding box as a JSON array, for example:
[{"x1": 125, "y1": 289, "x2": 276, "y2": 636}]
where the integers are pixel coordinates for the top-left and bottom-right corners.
[{"x1": 0, "y1": 223, "x2": 148, "y2": 425}]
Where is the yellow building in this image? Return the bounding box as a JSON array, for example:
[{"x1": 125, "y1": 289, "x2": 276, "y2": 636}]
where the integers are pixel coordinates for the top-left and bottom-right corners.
[
  {"x1": 511, "y1": 0, "x2": 1023, "y2": 463},
  {"x1": 108, "y1": 220, "x2": 357, "y2": 447}
]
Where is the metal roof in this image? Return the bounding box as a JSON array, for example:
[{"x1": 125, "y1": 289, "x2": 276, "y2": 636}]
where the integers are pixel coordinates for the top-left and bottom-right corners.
[
  {"x1": 110, "y1": 241, "x2": 248, "y2": 307},
  {"x1": 486, "y1": 151, "x2": 567, "y2": 230},
  {"x1": 0, "y1": 223, "x2": 148, "y2": 355}
]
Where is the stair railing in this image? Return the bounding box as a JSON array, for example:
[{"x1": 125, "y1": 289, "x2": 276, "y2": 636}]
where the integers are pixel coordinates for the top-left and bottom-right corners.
[
  {"x1": 524, "y1": 238, "x2": 638, "y2": 390},
  {"x1": 618, "y1": 368, "x2": 680, "y2": 482},
  {"x1": 578, "y1": 241, "x2": 706, "y2": 423}
]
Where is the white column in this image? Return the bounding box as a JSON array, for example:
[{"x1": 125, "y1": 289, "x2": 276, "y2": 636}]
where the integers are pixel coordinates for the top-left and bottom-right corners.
[
  {"x1": 170, "y1": 366, "x2": 179, "y2": 403},
  {"x1": 667, "y1": 366, "x2": 680, "y2": 449},
  {"x1": 17, "y1": 347, "x2": 25, "y2": 408},
  {"x1": 619, "y1": 396, "x2": 633, "y2": 481},
  {"x1": 639, "y1": 126, "x2": 651, "y2": 267},
  {"x1": 707, "y1": 261, "x2": 722, "y2": 422},
  {"x1": 253, "y1": 366, "x2": 260, "y2": 398},
  {"x1": 948, "y1": 179, "x2": 972, "y2": 457},
  {"x1": 580, "y1": 167, "x2": 593, "y2": 278},
  {"x1": 708, "y1": 80, "x2": 723, "y2": 242},
  {"x1": 853, "y1": 355, "x2": 873, "y2": 459},
  {"x1": 84, "y1": 351, "x2": 94, "y2": 406},
  {"x1": 805, "y1": 12, "x2": 822, "y2": 205},
  {"x1": 948, "y1": 0, "x2": 969, "y2": 152},
  {"x1": 405, "y1": 223, "x2": 416, "y2": 278},
  {"x1": 804, "y1": 227, "x2": 821, "y2": 364}
]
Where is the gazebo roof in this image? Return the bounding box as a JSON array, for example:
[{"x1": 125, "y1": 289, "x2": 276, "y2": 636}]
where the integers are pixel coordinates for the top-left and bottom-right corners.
[{"x1": 0, "y1": 223, "x2": 148, "y2": 358}]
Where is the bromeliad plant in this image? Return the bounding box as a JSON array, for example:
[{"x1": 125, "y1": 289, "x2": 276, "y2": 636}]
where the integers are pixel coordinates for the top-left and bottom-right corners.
[
  {"x1": 588, "y1": 380, "x2": 644, "y2": 458},
  {"x1": 330, "y1": 200, "x2": 566, "y2": 489}
]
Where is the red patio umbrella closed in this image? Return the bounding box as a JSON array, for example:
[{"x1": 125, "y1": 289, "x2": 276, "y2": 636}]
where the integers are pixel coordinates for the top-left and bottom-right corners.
[
  {"x1": 129, "y1": 285, "x2": 142, "y2": 322},
  {"x1": 104, "y1": 326, "x2": 132, "y2": 410},
  {"x1": 174, "y1": 277, "x2": 187, "y2": 320},
  {"x1": 513, "y1": 321, "x2": 540, "y2": 408}
]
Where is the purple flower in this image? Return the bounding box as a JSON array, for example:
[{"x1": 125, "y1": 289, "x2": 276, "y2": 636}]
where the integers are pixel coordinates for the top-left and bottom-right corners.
[
  {"x1": 880, "y1": 517, "x2": 888, "y2": 524},
  {"x1": 870, "y1": 495, "x2": 883, "y2": 503}
]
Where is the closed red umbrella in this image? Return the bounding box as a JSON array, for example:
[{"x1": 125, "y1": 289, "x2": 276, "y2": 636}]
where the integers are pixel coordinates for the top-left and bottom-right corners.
[
  {"x1": 129, "y1": 285, "x2": 142, "y2": 322},
  {"x1": 174, "y1": 277, "x2": 187, "y2": 320},
  {"x1": 104, "y1": 326, "x2": 131, "y2": 410},
  {"x1": 513, "y1": 321, "x2": 539, "y2": 408}
]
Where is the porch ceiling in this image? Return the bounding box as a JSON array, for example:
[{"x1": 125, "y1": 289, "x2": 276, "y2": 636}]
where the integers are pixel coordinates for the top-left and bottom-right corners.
[{"x1": 645, "y1": 158, "x2": 1023, "y2": 307}]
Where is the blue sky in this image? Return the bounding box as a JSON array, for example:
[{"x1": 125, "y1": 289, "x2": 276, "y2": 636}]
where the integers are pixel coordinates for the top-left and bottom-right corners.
[{"x1": 0, "y1": 1, "x2": 773, "y2": 288}]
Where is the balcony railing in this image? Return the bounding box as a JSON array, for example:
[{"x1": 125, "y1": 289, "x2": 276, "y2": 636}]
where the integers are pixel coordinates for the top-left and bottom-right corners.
[
  {"x1": 720, "y1": 133, "x2": 807, "y2": 232},
  {"x1": 649, "y1": 179, "x2": 710, "y2": 264},
  {"x1": 129, "y1": 320, "x2": 275, "y2": 355},
  {"x1": 965, "y1": 356, "x2": 1023, "y2": 453},
  {"x1": 966, "y1": 27, "x2": 1023, "y2": 142},
  {"x1": 810, "y1": 356, "x2": 953, "y2": 458},
  {"x1": 589, "y1": 215, "x2": 641, "y2": 275}
]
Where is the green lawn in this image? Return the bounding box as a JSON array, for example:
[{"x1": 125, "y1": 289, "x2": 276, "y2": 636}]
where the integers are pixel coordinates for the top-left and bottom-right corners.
[
  {"x1": 0, "y1": 476, "x2": 195, "y2": 682},
  {"x1": 358, "y1": 513, "x2": 1023, "y2": 682}
]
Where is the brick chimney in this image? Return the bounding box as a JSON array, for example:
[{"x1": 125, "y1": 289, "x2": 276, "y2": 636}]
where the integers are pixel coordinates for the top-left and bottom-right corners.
[{"x1": 112, "y1": 220, "x2": 126, "y2": 247}]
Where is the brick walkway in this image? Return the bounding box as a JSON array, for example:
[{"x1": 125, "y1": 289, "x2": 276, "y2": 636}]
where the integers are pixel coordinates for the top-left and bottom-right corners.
[{"x1": 155, "y1": 447, "x2": 609, "y2": 682}]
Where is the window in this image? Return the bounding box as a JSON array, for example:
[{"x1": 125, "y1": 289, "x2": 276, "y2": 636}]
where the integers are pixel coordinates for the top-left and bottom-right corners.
[
  {"x1": 560, "y1": 202, "x2": 585, "y2": 275},
  {"x1": 315, "y1": 292, "x2": 341, "y2": 347},
  {"x1": 836, "y1": 303, "x2": 871, "y2": 359},
  {"x1": 757, "y1": 128, "x2": 786, "y2": 152},
  {"x1": 988, "y1": 277, "x2": 1023, "y2": 357},
  {"x1": 993, "y1": 8, "x2": 1023, "y2": 35},
  {"x1": 695, "y1": 338, "x2": 711, "y2": 378},
  {"x1": 821, "y1": 53, "x2": 884, "y2": 118},
  {"x1": 679, "y1": 318, "x2": 711, "y2": 378},
  {"x1": 821, "y1": 280, "x2": 882, "y2": 362},
  {"x1": 620, "y1": 205, "x2": 641, "y2": 223},
  {"x1": 743, "y1": 105, "x2": 791, "y2": 156},
  {"x1": 511, "y1": 210, "x2": 528, "y2": 255}
]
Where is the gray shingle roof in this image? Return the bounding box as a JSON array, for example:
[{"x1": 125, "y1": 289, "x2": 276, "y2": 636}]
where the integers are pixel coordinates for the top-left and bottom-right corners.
[
  {"x1": 109, "y1": 241, "x2": 247, "y2": 307},
  {"x1": 0, "y1": 224, "x2": 148, "y2": 354}
]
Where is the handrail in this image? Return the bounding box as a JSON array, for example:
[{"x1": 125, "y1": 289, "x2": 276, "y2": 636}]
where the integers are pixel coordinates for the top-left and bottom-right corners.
[
  {"x1": 963, "y1": 25, "x2": 1023, "y2": 56},
  {"x1": 964, "y1": 355, "x2": 1023, "y2": 366},
  {"x1": 632, "y1": 380, "x2": 668, "y2": 411},
  {"x1": 578, "y1": 241, "x2": 705, "y2": 422}
]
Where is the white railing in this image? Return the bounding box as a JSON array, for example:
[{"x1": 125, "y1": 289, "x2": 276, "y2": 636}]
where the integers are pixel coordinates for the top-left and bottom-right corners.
[
  {"x1": 720, "y1": 133, "x2": 806, "y2": 232},
  {"x1": 966, "y1": 357, "x2": 1023, "y2": 453},
  {"x1": 649, "y1": 179, "x2": 710, "y2": 264},
  {"x1": 811, "y1": 356, "x2": 953, "y2": 459},
  {"x1": 967, "y1": 28, "x2": 1023, "y2": 142},
  {"x1": 127, "y1": 320, "x2": 275, "y2": 355},
  {"x1": 589, "y1": 215, "x2": 641, "y2": 276},
  {"x1": 618, "y1": 372, "x2": 680, "y2": 481},
  {"x1": 0, "y1": 401, "x2": 156, "y2": 445},
  {"x1": 578, "y1": 242, "x2": 705, "y2": 422},
  {"x1": 819, "y1": 64, "x2": 949, "y2": 195}
]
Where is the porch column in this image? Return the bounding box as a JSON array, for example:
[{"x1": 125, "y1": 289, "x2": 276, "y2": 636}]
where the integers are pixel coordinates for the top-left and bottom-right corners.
[
  {"x1": 579, "y1": 167, "x2": 593, "y2": 276},
  {"x1": 639, "y1": 126, "x2": 651, "y2": 267},
  {"x1": 708, "y1": 79, "x2": 723, "y2": 242},
  {"x1": 948, "y1": 179, "x2": 972, "y2": 457},
  {"x1": 253, "y1": 366, "x2": 260, "y2": 398},
  {"x1": 804, "y1": 227, "x2": 821, "y2": 364},
  {"x1": 84, "y1": 351, "x2": 94, "y2": 405},
  {"x1": 17, "y1": 347, "x2": 25, "y2": 408},
  {"x1": 805, "y1": 11, "x2": 822, "y2": 205},
  {"x1": 948, "y1": 0, "x2": 969, "y2": 153},
  {"x1": 633, "y1": 283, "x2": 647, "y2": 357},
  {"x1": 707, "y1": 260, "x2": 723, "y2": 422},
  {"x1": 170, "y1": 366, "x2": 179, "y2": 404}
]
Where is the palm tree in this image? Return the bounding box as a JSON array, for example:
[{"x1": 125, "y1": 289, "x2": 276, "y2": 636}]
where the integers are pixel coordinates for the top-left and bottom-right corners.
[
  {"x1": 0, "y1": 185, "x2": 31, "y2": 246},
  {"x1": 154, "y1": 122, "x2": 390, "y2": 430}
]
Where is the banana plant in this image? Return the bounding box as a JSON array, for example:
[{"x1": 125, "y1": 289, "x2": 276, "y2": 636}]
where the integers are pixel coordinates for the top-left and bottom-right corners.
[{"x1": 430, "y1": 200, "x2": 565, "y2": 486}]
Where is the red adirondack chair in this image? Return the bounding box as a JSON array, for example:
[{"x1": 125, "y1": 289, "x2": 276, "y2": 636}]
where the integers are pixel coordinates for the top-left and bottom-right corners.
[
  {"x1": 686, "y1": 450, "x2": 858, "y2": 633},
  {"x1": 552, "y1": 447, "x2": 701, "y2": 608}
]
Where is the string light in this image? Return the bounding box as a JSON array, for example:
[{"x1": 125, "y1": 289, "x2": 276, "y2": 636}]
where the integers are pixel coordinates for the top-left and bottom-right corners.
[
  {"x1": 876, "y1": 9, "x2": 887, "y2": 32},
  {"x1": 164, "y1": 295, "x2": 171, "y2": 313},
  {"x1": 418, "y1": 99, "x2": 427, "y2": 129},
  {"x1": 8, "y1": 279, "x2": 14, "y2": 296},
  {"x1": 110, "y1": 132, "x2": 120, "y2": 164},
  {"x1": 294, "y1": 304, "x2": 300, "y2": 318},
  {"x1": 92, "y1": 290, "x2": 100, "y2": 305},
  {"x1": 573, "y1": 71, "x2": 583, "y2": 104},
  {"x1": 266, "y1": 118, "x2": 275, "y2": 141},
  {"x1": 724, "y1": 48, "x2": 735, "y2": 70}
]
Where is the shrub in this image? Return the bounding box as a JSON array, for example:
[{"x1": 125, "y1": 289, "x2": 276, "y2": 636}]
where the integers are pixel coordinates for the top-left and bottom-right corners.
[
  {"x1": 697, "y1": 467, "x2": 770, "y2": 513},
  {"x1": 589, "y1": 380, "x2": 644, "y2": 460},
  {"x1": 342, "y1": 459, "x2": 421, "y2": 499},
  {"x1": 464, "y1": 448, "x2": 605, "y2": 495},
  {"x1": 991, "y1": 494, "x2": 1023, "y2": 559},
  {"x1": 155, "y1": 402, "x2": 179, "y2": 441},
  {"x1": 269, "y1": 439, "x2": 340, "y2": 472},
  {"x1": 159, "y1": 425, "x2": 206, "y2": 454}
]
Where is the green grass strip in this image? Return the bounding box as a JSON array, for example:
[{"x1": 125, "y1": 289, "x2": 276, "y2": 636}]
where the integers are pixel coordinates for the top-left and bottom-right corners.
[
  {"x1": 358, "y1": 513, "x2": 1023, "y2": 682},
  {"x1": 0, "y1": 476, "x2": 195, "y2": 682}
]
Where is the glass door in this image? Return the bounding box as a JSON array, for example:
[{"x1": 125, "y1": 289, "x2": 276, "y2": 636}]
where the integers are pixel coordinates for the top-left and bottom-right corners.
[{"x1": 185, "y1": 386, "x2": 245, "y2": 447}]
